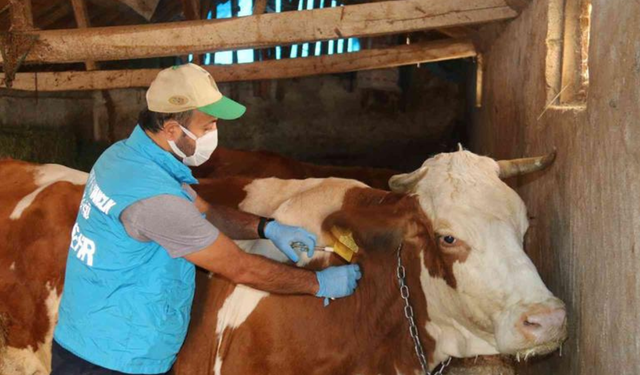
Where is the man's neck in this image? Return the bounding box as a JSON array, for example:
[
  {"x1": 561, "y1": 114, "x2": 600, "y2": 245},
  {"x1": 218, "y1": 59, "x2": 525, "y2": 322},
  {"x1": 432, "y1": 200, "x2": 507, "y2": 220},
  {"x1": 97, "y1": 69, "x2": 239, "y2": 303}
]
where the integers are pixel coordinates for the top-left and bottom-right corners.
[{"x1": 145, "y1": 129, "x2": 172, "y2": 153}]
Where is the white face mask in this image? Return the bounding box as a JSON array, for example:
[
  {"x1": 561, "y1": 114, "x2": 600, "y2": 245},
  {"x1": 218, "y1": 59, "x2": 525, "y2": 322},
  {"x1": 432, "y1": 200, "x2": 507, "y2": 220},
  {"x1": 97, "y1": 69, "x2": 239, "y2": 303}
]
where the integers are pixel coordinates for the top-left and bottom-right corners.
[{"x1": 168, "y1": 125, "x2": 218, "y2": 167}]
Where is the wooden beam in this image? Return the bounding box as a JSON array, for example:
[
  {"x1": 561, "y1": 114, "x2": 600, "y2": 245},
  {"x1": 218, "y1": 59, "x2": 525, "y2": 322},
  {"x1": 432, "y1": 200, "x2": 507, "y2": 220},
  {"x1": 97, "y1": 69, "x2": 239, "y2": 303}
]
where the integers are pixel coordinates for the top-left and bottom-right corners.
[
  {"x1": 0, "y1": 0, "x2": 10, "y2": 16},
  {"x1": 253, "y1": 0, "x2": 267, "y2": 15},
  {"x1": 115, "y1": 0, "x2": 161, "y2": 20},
  {"x1": 180, "y1": 0, "x2": 201, "y2": 64},
  {"x1": 437, "y1": 26, "x2": 476, "y2": 38},
  {"x1": 70, "y1": 0, "x2": 97, "y2": 71},
  {"x1": 0, "y1": 0, "x2": 514, "y2": 65},
  {"x1": 180, "y1": 0, "x2": 200, "y2": 20},
  {"x1": 2, "y1": 38, "x2": 476, "y2": 91},
  {"x1": 8, "y1": 0, "x2": 33, "y2": 31}
]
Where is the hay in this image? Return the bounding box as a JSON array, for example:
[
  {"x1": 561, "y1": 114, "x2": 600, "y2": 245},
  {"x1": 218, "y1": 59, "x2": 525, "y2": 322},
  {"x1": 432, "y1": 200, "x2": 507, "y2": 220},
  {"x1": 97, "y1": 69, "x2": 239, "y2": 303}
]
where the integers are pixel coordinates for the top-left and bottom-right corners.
[
  {"x1": 0, "y1": 127, "x2": 109, "y2": 171},
  {"x1": 0, "y1": 127, "x2": 76, "y2": 166}
]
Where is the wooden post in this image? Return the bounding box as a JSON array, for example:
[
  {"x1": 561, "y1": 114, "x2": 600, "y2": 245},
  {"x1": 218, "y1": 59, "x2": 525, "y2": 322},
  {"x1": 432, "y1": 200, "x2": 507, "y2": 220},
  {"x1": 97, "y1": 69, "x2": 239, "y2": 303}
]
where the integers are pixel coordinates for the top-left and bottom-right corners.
[
  {"x1": 70, "y1": 0, "x2": 98, "y2": 71},
  {"x1": 8, "y1": 0, "x2": 33, "y2": 31},
  {"x1": 180, "y1": 0, "x2": 202, "y2": 64}
]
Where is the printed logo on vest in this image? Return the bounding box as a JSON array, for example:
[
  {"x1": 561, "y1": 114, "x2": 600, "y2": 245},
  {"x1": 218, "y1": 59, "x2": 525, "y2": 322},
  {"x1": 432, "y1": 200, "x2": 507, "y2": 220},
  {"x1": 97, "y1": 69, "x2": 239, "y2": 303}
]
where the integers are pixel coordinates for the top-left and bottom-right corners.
[
  {"x1": 71, "y1": 223, "x2": 96, "y2": 267},
  {"x1": 88, "y1": 181, "x2": 117, "y2": 214}
]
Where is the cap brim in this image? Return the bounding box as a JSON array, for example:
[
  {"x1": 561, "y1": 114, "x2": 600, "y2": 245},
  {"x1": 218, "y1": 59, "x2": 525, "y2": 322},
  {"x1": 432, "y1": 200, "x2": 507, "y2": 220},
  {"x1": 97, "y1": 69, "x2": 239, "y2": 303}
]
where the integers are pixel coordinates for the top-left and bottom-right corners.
[{"x1": 197, "y1": 96, "x2": 246, "y2": 120}]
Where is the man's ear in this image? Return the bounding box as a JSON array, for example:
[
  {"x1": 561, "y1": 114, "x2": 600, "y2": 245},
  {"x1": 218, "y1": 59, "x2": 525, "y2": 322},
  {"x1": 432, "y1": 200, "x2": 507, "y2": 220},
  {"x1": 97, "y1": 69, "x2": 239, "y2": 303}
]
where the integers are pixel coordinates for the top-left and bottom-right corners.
[{"x1": 162, "y1": 120, "x2": 182, "y2": 141}]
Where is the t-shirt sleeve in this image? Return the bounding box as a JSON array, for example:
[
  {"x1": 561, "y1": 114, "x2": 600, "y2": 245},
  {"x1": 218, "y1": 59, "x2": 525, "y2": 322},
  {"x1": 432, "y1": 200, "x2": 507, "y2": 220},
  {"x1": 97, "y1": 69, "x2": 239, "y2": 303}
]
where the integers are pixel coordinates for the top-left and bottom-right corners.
[{"x1": 120, "y1": 194, "x2": 219, "y2": 258}]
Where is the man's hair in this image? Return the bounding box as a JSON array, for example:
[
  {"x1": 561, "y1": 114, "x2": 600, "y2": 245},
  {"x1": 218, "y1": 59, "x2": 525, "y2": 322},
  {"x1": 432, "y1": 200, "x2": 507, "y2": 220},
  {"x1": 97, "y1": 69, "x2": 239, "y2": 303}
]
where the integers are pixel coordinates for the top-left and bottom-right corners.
[{"x1": 138, "y1": 107, "x2": 194, "y2": 133}]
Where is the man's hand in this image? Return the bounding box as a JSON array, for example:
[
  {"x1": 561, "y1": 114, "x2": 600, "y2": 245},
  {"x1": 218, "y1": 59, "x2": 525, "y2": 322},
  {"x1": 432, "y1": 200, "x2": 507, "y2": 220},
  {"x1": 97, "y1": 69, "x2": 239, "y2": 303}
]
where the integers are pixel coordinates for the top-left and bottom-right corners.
[
  {"x1": 264, "y1": 221, "x2": 317, "y2": 262},
  {"x1": 315, "y1": 264, "x2": 362, "y2": 302}
]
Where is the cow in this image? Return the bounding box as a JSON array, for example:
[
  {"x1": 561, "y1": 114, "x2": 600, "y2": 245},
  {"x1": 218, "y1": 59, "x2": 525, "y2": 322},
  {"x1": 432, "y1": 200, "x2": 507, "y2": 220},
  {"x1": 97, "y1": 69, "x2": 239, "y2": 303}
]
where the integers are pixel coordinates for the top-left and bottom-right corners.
[
  {"x1": 174, "y1": 149, "x2": 565, "y2": 374},
  {"x1": 192, "y1": 147, "x2": 399, "y2": 190},
  {"x1": 0, "y1": 149, "x2": 565, "y2": 374},
  {"x1": 0, "y1": 160, "x2": 87, "y2": 375}
]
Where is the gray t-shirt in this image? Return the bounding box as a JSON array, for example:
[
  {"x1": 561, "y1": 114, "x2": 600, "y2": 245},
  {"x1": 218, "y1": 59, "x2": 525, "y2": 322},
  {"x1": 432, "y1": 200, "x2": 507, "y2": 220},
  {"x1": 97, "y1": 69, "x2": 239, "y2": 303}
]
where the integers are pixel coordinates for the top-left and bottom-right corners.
[{"x1": 120, "y1": 184, "x2": 220, "y2": 258}]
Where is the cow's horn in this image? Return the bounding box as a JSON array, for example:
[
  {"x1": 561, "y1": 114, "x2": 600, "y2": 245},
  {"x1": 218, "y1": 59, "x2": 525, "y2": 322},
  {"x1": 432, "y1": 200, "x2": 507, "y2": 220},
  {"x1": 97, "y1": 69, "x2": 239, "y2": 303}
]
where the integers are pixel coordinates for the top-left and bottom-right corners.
[{"x1": 497, "y1": 150, "x2": 557, "y2": 179}]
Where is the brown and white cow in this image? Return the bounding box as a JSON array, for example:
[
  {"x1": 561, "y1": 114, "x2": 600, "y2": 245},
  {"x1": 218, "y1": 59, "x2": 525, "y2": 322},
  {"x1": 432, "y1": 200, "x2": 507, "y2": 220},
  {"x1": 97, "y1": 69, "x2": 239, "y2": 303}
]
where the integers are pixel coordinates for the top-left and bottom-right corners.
[
  {"x1": 192, "y1": 147, "x2": 399, "y2": 190},
  {"x1": 0, "y1": 160, "x2": 86, "y2": 375},
  {"x1": 174, "y1": 150, "x2": 566, "y2": 374},
  {"x1": 0, "y1": 149, "x2": 566, "y2": 374}
]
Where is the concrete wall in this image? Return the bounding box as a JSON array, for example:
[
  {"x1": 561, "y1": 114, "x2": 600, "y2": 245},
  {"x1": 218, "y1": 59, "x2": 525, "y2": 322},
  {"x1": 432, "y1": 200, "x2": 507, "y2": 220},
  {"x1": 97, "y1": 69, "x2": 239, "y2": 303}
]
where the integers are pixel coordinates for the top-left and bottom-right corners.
[
  {"x1": 1, "y1": 66, "x2": 468, "y2": 172},
  {"x1": 471, "y1": 0, "x2": 640, "y2": 374}
]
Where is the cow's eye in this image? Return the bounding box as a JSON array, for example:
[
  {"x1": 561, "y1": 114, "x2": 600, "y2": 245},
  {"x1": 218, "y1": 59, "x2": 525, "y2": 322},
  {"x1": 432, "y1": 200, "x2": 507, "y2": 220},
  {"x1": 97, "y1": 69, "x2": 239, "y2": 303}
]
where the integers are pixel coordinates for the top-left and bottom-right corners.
[{"x1": 439, "y1": 235, "x2": 457, "y2": 246}]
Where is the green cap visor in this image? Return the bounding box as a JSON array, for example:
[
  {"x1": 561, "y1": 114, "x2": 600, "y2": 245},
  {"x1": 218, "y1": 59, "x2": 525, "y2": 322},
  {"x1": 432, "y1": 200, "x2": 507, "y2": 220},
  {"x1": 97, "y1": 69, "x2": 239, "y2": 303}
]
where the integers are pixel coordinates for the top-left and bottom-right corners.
[{"x1": 197, "y1": 96, "x2": 246, "y2": 120}]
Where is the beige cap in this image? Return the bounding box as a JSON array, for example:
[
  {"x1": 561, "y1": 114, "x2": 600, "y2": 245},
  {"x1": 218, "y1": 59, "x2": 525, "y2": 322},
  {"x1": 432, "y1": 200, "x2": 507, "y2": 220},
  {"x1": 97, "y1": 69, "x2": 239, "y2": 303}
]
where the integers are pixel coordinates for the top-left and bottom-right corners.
[{"x1": 146, "y1": 63, "x2": 246, "y2": 120}]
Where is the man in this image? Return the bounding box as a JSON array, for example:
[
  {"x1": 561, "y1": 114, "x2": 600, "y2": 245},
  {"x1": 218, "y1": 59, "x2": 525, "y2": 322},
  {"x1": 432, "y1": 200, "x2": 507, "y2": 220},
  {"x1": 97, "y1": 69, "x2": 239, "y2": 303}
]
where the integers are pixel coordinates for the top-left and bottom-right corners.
[{"x1": 52, "y1": 64, "x2": 361, "y2": 375}]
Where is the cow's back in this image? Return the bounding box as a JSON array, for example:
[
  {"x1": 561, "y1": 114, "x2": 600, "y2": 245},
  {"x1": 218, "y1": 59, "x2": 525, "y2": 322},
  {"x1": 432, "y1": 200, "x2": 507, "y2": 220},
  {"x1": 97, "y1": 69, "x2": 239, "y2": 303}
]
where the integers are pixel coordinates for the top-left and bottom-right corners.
[
  {"x1": 192, "y1": 148, "x2": 398, "y2": 190},
  {"x1": 0, "y1": 159, "x2": 87, "y2": 375}
]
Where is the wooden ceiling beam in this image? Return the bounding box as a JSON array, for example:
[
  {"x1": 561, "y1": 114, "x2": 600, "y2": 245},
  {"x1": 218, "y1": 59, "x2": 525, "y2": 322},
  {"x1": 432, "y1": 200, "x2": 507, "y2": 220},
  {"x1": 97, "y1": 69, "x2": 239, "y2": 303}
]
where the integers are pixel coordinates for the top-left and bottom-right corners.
[
  {"x1": 0, "y1": 0, "x2": 515, "y2": 65},
  {"x1": 2, "y1": 38, "x2": 476, "y2": 91},
  {"x1": 70, "y1": 0, "x2": 97, "y2": 70},
  {"x1": 8, "y1": 0, "x2": 33, "y2": 30},
  {"x1": 114, "y1": 0, "x2": 160, "y2": 20},
  {"x1": 180, "y1": 0, "x2": 201, "y2": 64},
  {"x1": 436, "y1": 26, "x2": 476, "y2": 38}
]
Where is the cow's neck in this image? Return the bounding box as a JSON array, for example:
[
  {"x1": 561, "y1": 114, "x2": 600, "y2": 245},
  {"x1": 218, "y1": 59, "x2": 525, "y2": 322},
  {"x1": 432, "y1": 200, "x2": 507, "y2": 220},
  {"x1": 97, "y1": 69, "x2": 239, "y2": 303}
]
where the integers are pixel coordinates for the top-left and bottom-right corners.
[
  {"x1": 342, "y1": 248, "x2": 438, "y2": 373},
  {"x1": 419, "y1": 252, "x2": 501, "y2": 364}
]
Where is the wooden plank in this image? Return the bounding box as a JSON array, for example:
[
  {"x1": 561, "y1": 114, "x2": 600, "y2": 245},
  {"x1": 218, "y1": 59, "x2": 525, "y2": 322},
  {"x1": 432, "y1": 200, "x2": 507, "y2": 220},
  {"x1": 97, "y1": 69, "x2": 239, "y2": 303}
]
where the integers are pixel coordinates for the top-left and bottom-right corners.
[
  {"x1": 8, "y1": 0, "x2": 33, "y2": 31},
  {"x1": 70, "y1": 0, "x2": 97, "y2": 71},
  {"x1": 180, "y1": 0, "x2": 200, "y2": 20},
  {"x1": 437, "y1": 26, "x2": 475, "y2": 38},
  {"x1": 180, "y1": 0, "x2": 201, "y2": 64},
  {"x1": 0, "y1": 0, "x2": 514, "y2": 65},
  {"x1": 253, "y1": 0, "x2": 267, "y2": 15},
  {"x1": 0, "y1": 0, "x2": 10, "y2": 15},
  {"x1": 115, "y1": 0, "x2": 161, "y2": 20},
  {"x1": 2, "y1": 38, "x2": 476, "y2": 91}
]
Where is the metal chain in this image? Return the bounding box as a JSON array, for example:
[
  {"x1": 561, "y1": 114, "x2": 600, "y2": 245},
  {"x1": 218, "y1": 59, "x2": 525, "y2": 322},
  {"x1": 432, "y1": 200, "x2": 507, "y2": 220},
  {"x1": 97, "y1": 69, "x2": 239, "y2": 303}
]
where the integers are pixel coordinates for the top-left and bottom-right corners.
[{"x1": 396, "y1": 243, "x2": 452, "y2": 375}]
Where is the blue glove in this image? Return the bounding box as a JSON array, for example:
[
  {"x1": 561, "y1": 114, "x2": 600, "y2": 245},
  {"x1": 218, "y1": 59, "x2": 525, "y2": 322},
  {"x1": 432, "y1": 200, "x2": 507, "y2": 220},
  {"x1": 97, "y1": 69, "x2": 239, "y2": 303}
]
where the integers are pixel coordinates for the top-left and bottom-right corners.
[
  {"x1": 264, "y1": 221, "x2": 318, "y2": 262},
  {"x1": 316, "y1": 264, "x2": 362, "y2": 304}
]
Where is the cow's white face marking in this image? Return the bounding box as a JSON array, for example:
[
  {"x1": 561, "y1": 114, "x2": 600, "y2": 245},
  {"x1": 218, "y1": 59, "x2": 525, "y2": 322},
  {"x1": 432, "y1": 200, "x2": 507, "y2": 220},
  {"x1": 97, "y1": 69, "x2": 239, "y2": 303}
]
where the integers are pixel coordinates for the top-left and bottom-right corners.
[
  {"x1": 9, "y1": 262, "x2": 15, "y2": 271},
  {"x1": 0, "y1": 282, "x2": 60, "y2": 375},
  {"x1": 10, "y1": 164, "x2": 88, "y2": 220},
  {"x1": 390, "y1": 151, "x2": 565, "y2": 361}
]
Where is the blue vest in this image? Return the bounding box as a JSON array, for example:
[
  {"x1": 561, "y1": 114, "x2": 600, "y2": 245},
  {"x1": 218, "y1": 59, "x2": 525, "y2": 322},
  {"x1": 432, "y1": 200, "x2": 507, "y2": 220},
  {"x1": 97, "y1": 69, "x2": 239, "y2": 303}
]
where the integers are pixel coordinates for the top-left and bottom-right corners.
[{"x1": 54, "y1": 126, "x2": 198, "y2": 374}]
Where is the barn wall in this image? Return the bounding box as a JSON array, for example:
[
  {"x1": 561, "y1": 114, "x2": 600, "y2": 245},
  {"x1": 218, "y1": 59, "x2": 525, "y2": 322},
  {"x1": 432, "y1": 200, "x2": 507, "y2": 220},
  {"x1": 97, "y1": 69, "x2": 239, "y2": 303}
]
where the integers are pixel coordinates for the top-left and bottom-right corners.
[
  {"x1": 472, "y1": 0, "x2": 640, "y2": 374},
  {"x1": 0, "y1": 66, "x2": 468, "y2": 172}
]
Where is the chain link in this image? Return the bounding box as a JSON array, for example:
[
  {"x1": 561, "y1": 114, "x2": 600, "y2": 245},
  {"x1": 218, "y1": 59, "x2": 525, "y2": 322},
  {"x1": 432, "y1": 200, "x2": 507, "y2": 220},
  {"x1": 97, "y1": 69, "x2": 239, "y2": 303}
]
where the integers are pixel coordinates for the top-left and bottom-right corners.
[{"x1": 396, "y1": 243, "x2": 451, "y2": 375}]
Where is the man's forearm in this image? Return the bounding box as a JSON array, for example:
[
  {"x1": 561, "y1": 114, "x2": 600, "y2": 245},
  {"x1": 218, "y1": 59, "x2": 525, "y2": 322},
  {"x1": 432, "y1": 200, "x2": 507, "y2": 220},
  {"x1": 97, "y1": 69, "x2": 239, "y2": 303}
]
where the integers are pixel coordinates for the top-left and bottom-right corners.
[
  {"x1": 234, "y1": 251, "x2": 319, "y2": 295},
  {"x1": 205, "y1": 204, "x2": 261, "y2": 240},
  {"x1": 185, "y1": 233, "x2": 319, "y2": 296}
]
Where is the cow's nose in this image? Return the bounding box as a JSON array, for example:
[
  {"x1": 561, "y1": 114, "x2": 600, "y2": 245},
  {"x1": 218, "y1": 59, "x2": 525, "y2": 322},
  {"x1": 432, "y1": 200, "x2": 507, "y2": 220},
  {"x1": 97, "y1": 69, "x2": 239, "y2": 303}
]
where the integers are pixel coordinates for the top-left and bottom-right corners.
[{"x1": 519, "y1": 307, "x2": 566, "y2": 343}]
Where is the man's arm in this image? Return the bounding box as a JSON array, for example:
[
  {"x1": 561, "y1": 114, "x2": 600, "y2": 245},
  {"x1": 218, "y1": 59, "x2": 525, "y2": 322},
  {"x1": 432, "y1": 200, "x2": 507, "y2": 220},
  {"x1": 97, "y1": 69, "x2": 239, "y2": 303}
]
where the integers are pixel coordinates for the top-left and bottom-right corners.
[
  {"x1": 194, "y1": 194, "x2": 261, "y2": 240},
  {"x1": 193, "y1": 191, "x2": 317, "y2": 262},
  {"x1": 184, "y1": 231, "x2": 320, "y2": 295}
]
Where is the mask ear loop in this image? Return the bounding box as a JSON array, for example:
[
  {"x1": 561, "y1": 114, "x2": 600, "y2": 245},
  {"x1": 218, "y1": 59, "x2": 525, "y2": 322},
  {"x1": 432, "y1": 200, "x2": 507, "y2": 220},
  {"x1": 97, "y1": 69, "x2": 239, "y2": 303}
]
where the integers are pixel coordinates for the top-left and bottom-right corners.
[{"x1": 179, "y1": 125, "x2": 198, "y2": 141}]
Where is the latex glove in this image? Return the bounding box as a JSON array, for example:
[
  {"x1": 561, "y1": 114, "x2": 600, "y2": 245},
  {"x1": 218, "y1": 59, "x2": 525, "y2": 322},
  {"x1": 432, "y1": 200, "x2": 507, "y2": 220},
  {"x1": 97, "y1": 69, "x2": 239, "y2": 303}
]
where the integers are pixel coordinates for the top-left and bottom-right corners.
[
  {"x1": 316, "y1": 264, "x2": 362, "y2": 306},
  {"x1": 264, "y1": 221, "x2": 318, "y2": 262}
]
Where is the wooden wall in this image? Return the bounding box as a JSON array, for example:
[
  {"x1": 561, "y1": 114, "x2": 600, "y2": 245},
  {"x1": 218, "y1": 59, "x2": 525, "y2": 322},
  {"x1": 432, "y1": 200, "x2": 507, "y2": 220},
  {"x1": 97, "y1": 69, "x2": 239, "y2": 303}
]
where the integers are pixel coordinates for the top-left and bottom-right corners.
[{"x1": 472, "y1": 0, "x2": 640, "y2": 373}]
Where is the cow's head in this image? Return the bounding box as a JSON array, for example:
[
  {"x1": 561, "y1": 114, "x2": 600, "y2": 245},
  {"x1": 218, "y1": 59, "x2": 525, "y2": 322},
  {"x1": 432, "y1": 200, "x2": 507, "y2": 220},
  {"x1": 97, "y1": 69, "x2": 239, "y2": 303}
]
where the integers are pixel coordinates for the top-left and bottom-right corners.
[{"x1": 388, "y1": 149, "x2": 566, "y2": 361}]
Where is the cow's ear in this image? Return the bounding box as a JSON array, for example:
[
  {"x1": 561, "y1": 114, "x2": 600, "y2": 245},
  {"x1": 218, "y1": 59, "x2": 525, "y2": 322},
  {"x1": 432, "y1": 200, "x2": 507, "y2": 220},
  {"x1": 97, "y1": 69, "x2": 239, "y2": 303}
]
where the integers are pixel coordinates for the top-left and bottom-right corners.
[{"x1": 388, "y1": 166, "x2": 428, "y2": 193}]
